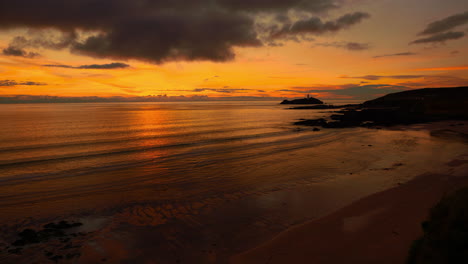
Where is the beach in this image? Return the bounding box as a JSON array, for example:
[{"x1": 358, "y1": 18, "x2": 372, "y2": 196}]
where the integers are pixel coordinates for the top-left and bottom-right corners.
[
  {"x1": 0, "y1": 102, "x2": 467, "y2": 263},
  {"x1": 1, "y1": 0, "x2": 468, "y2": 261},
  {"x1": 232, "y1": 122, "x2": 468, "y2": 264}
]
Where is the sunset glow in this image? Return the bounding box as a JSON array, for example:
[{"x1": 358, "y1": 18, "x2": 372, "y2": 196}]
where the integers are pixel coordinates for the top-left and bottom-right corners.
[{"x1": 0, "y1": 0, "x2": 467, "y2": 101}]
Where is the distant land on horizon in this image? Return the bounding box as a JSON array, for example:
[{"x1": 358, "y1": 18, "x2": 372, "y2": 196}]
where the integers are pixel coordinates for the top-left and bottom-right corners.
[
  {"x1": 0, "y1": 95, "x2": 288, "y2": 104},
  {"x1": 0, "y1": 86, "x2": 465, "y2": 104}
]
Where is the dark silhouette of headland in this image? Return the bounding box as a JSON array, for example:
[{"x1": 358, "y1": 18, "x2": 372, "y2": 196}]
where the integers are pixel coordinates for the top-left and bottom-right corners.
[{"x1": 293, "y1": 87, "x2": 468, "y2": 128}]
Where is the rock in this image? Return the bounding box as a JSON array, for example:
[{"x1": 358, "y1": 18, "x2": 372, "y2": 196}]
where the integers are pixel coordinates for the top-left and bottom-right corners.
[
  {"x1": 363, "y1": 86, "x2": 468, "y2": 122},
  {"x1": 330, "y1": 114, "x2": 344, "y2": 120},
  {"x1": 44, "y1": 221, "x2": 83, "y2": 230},
  {"x1": 406, "y1": 187, "x2": 468, "y2": 264},
  {"x1": 12, "y1": 240, "x2": 25, "y2": 247},
  {"x1": 313, "y1": 128, "x2": 320, "y2": 131},
  {"x1": 8, "y1": 248, "x2": 22, "y2": 255},
  {"x1": 281, "y1": 97, "x2": 323, "y2": 105},
  {"x1": 66, "y1": 252, "x2": 81, "y2": 259},
  {"x1": 294, "y1": 118, "x2": 327, "y2": 126},
  {"x1": 289, "y1": 104, "x2": 360, "y2": 110},
  {"x1": 39, "y1": 228, "x2": 66, "y2": 240},
  {"x1": 13, "y1": 229, "x2": 40, "y2": 245},
  {"x1": 12, "y1": 221, "x2": 80, "y2": 247},
  {"x1": 50, "y1": 255, "x2": 64, "y2": 262},
  {"x1": 292, "y1": 87, "x2": 468, "y2": 129}
]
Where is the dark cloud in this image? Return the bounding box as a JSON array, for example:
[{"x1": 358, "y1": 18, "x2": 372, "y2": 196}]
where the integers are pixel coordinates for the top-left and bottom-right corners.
[
  {"x1": 344, "y1": 42, "x2": 370, "y2": 51},
  {"x1": 76, "y1": 63, "x2": 130, "y2": 69},
  {"x1": 44, "y1": 62, "x2": 130, "y2": 69},
  {"x1": 373, "y1": 52, "x2": 417, "y2": 59},
  {"x1": 0, "y1": 0, "x2": 365, "y2": 63},
  {"x1": 270, "y1": 12, "x2": 370, "y2": 39},
  {"x1": 193, "y1": 87, "x2": 252, "y2": 93},
  {"x1": 411, "y1": 11, "x2": 468, "y2": 45},
  {"x1": 0, "y1": 80, "x2": 46, "y2": 86},
  {"x1": 419, "y1": 11, "x2": 468, "y2": 35},
  {"x1": 280, "y1": 84, "x2": 409, "y2": 99},
  {"x1": 289, "y1": 83, "x2": 358, "y2": 90},
  {"x1": 341, "y1": 75, "x2": 426, "y2": 81},
  {"x1": 396, "y1": 75, "x2": 468, "y2": 89},
  {"x1": 311, "y1": 85, "x2": 408, "y2": 97},
  {"x1": 411, "y1": 31, "x2": 465, "y2": 44},
  {"x1": 317, "y1": 41, "x2": 370, "y2": 50},
  {"x1": 217, "y1": 0, "x2": 341, "y2": 13},
  {"x1": 71, "y1": 11, "x2": 262, "y2": 63},
  {"x1": 2, "y1": 46, "x2": 39, "y2": 58},
  {"x1": 8, "y1": 32, "x2": 77, "y2": 51}
]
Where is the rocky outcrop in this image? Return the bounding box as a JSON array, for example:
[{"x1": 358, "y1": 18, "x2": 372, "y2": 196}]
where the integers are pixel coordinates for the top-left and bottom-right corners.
[
  {"x1": 289, "y1": 104, "x2": 359, "y2": 109},
  {"x1": 293, "y1": 87, "x2": 468, "y2": 128},
  {"x1": 281, "y1": 97, "x2": 323, "y2": 105}
]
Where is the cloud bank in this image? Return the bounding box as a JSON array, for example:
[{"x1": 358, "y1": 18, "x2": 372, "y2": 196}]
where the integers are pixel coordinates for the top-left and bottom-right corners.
[
  {"x1": 269, "y1": 12, "x2": 370, "y2": 39},
  {"x1": 317, "y1": 41, "x2": 370, "y2": 50},
  {"x1": 373, "y1": 52, "x2": 417, "y2": 59},
  {"x1": 411, "y1": 31, "x2": 465, "y2": 44},
  {"x1": 411, "y1": 11, "x2": 468, "y2": 44},
  {"x1": 419, "y1": 11, "x2": 468, "y2": 35},
  {"x1": 44, "y1": 62, "x2": 130, "y2": 69},
  {"x1": 0, "y1": 0, "x2": 369, "y2": 63},
  {"x1": 0, "y1": 80, "x2": 46, "y2": 86},
  {"x1": 341, "y1": 75, "x2": 425, "y2": 81},
  {"x1": 2, "y1": 46, "x2": 40, "y2": 58}
]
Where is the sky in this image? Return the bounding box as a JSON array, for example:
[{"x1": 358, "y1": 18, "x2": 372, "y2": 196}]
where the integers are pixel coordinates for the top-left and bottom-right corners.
[{"x1": 0, "y1": 0, "x2": 467, "y2": 101}]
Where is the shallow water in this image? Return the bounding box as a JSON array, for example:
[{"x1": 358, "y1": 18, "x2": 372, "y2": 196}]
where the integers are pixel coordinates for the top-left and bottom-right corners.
[{"x1": 0, "y1": 101, "x2": 356, "y2": 218}]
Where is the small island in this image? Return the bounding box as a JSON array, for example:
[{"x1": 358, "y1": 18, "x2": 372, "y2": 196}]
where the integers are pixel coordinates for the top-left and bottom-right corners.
[{"x1": 280, "y1": 94, "x2": 323, "y2": 105}]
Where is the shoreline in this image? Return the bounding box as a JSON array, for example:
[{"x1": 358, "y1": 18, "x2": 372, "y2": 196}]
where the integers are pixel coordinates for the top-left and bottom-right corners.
[
  {"x1": 231, "y1": 122, "x2": 468, "y2": 264},
  {"x1": 1, "y1": 121, "x2": 467, "y2": 263}
]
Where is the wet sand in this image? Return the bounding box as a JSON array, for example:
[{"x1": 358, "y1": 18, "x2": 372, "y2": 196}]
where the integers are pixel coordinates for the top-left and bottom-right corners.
[{"x1": 232, "y1": 122, "x2": 468, "y2": 264}]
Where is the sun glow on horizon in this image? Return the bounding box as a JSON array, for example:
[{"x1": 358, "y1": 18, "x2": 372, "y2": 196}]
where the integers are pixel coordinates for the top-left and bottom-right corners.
[{"x1": 0, "y1": 1, "x2": 467, "y2": 101}]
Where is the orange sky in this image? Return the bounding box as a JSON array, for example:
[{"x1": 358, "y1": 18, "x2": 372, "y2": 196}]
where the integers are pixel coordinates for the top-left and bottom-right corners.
[{"x1": 0, "y1": 0, "x2": 467, "y2": 100}]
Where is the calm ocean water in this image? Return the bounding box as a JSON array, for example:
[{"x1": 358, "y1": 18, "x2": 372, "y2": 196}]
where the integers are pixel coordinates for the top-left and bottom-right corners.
[
  {"x1": 0, "y1": 101, "x2": 361, "y2": 219},
  {"x1": 3, "y1": 101, "x2": 467, "y2": 263}
]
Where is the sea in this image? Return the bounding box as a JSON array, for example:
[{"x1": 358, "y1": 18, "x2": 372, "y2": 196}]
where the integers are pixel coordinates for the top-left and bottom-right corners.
[
  {"x1": 0, "y1": 101, "x2": 359, "y2": 217},
  {"x1": 2, "y1": 100, "x2": 462, "y2": 263}
]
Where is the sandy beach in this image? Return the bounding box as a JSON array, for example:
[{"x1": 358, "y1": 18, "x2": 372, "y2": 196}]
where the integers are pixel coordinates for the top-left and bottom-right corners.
[{"x1": 232, "y1": 122, "x2": 468, "y2": 264}]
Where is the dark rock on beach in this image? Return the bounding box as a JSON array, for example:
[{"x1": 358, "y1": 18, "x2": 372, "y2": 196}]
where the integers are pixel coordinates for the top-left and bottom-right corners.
[
  {"x1": 8, "y1": 248, "x2": 22, "y2": 255},
  {"x1": 11, "y1": 221, "x2": 83, "y2": 247},
  {"x1": 294, "y1": 118, "x2": 327, "y2": 126},
  {"x1": 44, "y1": 221, "x2": 83, "y2": 230}
]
